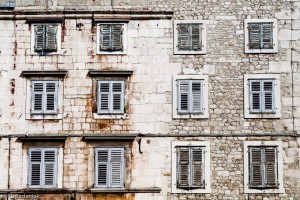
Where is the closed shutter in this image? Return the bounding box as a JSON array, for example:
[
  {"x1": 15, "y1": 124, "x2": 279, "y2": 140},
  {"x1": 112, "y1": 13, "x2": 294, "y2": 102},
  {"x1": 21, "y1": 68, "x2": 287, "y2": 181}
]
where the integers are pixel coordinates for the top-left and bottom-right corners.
[
  {"x1": 177, "y1": 147, "x2": 190, "y2": 188},
  {"x1": 178, "y1": 24, "x2": 190, "y2": 51},
  {"x1": 191, "y1": 81, "x2": 202, "y2": 113},
  {"x1": 45, "y1": 25, "x2": 58, "y2": 52},
  {"x1": 191, "y1": 147, "x2": 204, "y2": 188},
  {"x1": 43, "y1": 149, "x2": 57, "y2": 187},
  {"x1": 112, "y1": 25, "x2": 123, "y2": 51},
  {"x1": 263, "y1": 80, "x2": 275, "y2": 112},
  {"x1": 96, "y1": 149, "x2": 109, "y2": 187},
  {"x1": 34, "y1": 25, "x2": 45, "y2": 52},
  {"x1": 98, "y1": 81, "x2": 110, "y2": 113},
  {"x1": 178, "y1": 80, "x2": 189, "y2": 113},
  {"x1": 111, "y1": 81, "x2": 124, "y2": 113},
  {"x1": 191, "y1": 24, "x2": 202, "y2": 51},
  {"x1": 100, "y1": 24, "x2": 123, "y2": 52},
  {"x1": 261, "y1": 23, "x2": 273, "y2": 49},
  {"x1": 249, "y1": 80, "x2": 261, "y2": 112},
  {"x1": 265, "y1": 147, "x2": 277, "y2": 187},
  {"x1": 110, "y1": 148, "x2": 124, "y2": 187},
  {"x1": 45, "y1": 81, "x2": 58, "y2": 113},
  {"x1": 29, "y1": 149, "x2": 42, "y2": 187},
  {"x1": 32, "y1": 82, "x2": 44, "y2": 114},
  {"x1": 178, "y1": 24, "x2": 202, "y2": 51},
  {"x1": 100, "y1": 24, "x2": 111, "y2": 51},
  {"x1": 248, "y1": 23, "x2": 261, "y2": 49},
  {"x1": 249, "y1": 147, "x2": 263, "y2": 187}
]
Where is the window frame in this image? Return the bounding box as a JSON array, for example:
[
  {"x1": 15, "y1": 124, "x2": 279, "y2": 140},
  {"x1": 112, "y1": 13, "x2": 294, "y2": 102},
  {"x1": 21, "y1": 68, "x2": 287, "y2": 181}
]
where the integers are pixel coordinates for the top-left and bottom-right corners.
[
  {"x1": 174, "y1": 20, "x2": 207, "y2": 55},
  {"x1": 244, "y1": 74, "x2": 281, "y2": 119},
  {"x1": 171, "y1": 141, "x2": 211, "y2": 194},
  {"x1": 243, "y1": 141, "x2": 284, "y2": 194},
  {"x1": 96, "y1": 23, "x2": 128, "y2": 55},
  {"x1": 173, "y1": 75, "x2": 209, "y2": 119},
  {"x1": 244, "y1": 19, "x2": 278, "y2": 54},
  {"x1": 30, "y1": 23, "x2": 62, "y2": 55}
]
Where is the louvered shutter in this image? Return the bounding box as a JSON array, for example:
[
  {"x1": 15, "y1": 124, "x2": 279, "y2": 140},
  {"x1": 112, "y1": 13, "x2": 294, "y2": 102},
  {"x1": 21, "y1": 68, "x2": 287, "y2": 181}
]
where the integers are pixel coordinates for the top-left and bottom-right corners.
[
  {"x1": 112, "y1": 24, "x2": 123, "y2": 51},
  {"x1": 32, "y1": 82, "x2": 44, "y2": 114},
  {"x1": 110, "y1": 148, "x2": 124, "y2": 187},
  {"x1": 45, "y1": 81, "x2": 58, "y2": 114},
  {"x1": 261, "y1": 23, "x2": 273, "y2": 49},
  {"x1": 29, "y1": 149, "x2": 42, "y2": 187},
  {"x1": 34, "y1": 25, "x2": 45, "y2": 52},
  {"x1": 96, "y1": 149, "x2": 109, "y2": 187},
  {"x1": 178, "y1": 24, "x2": 190, "y2": 51},
  {"x1": 43, "y1": 149, "x2": 57, "y2": 187},
  {"x1": 191, "y1": 24, "x2": 202, "y2": 51},
  {"x1": 263, "y1": 80, "x2": 275, "y2": 112},
  {"x1": 45, "y1": 25, "x2": 58, "y2": 52},
  {"x1": 248, "y1": 23, "x2": 261, "y2": 49},
  {"x1": 100, "y1": 24, "x2": 112, "y2": 51},
  {"x1": 265, "y1": 147, "x2": 277, "y2": 187},
  {"x1": 249, "y1": 80, "x2": 261, "y2": 112},
  {"x1": 112, "y1": 81, "x2": 124, "y2": 113},
  {"x1": 98, "y1": 81, "x2": 110, "y2": 113},
  {"x1": 178, "y1": 80, "x2": 189, "y2": 113},
  {"x1": 191, "y1": 81, "x2": 202, "y2": 113},
  {"x1": 177, "y1": 147, "x2": 190, "y2": 188},
  {"x1": 191, "y1": 147, "x2": 204, "y2": 188},
  {"x1": 249, "y1": 147, "x2": 263, "y2": 187}
]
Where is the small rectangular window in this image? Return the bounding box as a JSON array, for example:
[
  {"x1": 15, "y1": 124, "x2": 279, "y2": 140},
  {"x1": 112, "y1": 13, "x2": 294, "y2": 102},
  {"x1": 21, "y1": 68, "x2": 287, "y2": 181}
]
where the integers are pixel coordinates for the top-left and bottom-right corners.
[
  {"x1": 249, "y1": 146, "x2": 278, "y2": 189},
  {"x1": 248, "y1": 22, "x2": 273, "y2": 50},
  {"x1": 95, "y1": 148, "x2": 124, "y2": 188},
  {"x1": 177, "y1": 23, "x2": 202, "y2": 51},
  {"x1": 29, "y1": 148, "x2": 58, "y2": 188},
  {"x1": 34, "y1": 24, "x2": 58, "y2": 53},
  {"x1": 97, "y1": 80, "x2": 125, "y2": 114},
  {"x1": 31, "y1": 80, "x2": 59, "y2": 114},
  {"x1": 99, "y1": 24, "x2": 123, "y2": 52}
]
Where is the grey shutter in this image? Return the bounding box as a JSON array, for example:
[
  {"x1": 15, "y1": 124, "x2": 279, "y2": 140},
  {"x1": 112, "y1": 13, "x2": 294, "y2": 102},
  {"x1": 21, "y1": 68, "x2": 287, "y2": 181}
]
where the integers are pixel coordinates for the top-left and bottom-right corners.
[
  {"x1": 178, "y1": 24, "x2": 190, "y2": 51},
  {"x1": 110, "y1": 148, "x2": 124, "y2": 187},
  {"x1": 177, "y1": 147, "x2": 190, "y2": 188},
  {"x1": 112, "y1": 81, "x2": 124, "y2": 113},
  {"x1": 191, "y1": 24, "x2": 202, "y2": 51},
  {"x1": 45, "y1": 25, "x2": 58, "y2": 52},
  {"x1": 100, "y1": 24, "x2": 112, "y2": 51},
  {"x1": 32, "y1": 82, "x2": 44, "y2": 114},
  {"x1": 265, "y1": 147, "x2": 277, "y2": 187},
  {"x1": 249, "y1": 80, "x2": 261, "y2": 112},
  {"x1": 112, "y1": 24, "x2": 123, "y2": 51},
  {"x1": 191, "y1": 81, "x2": 203, "y2": 113},
  {"x1": 263, "y1": 80, "x2": 275, "y2": 112},
  {"x1": 98, "y1": 81, "x2": 110, "y2": 113},
  {"x1": 29, "y1": 149, "x2": 42, "y2": 187},
  {"x1": 249, "y1": 147, "x2": 263, "y2": 188},
  {"x1": 261, "y1": 23, "x2": 273, "y2": 49},
  {"x1": 34, "y1": 25, "x2": 45, "y2": 52},
  {"x1": 43, "y1": 149, "x2": 57, "y2": 187},
  {"x1": 96, "y1": 148, "x2": 109, "y2": 187},
  {"x1": 191, "y1": 147, "x2": 204, "y2": 188},
  {"x1": 45, "y1": 81, "x2": 58, "y2": 114},
  {"x1": 178, "y1": 80, "x2": 189, "y2": 113},
  {"x1": 248, "y1": 23, "x2": 261, "y2": 49}
]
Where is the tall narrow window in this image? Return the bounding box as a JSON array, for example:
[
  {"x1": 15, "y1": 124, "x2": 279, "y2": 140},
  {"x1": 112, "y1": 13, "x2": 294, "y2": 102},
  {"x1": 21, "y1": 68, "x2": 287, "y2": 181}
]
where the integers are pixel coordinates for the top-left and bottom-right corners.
[
  {"x1": 249, "y1": 146, "x2": 278, "y2": 189},
  {"x1": 29, "y1": 148, "x2": 57, "y2": 188},
  {"x1": 99, "y1": 24, "x2": 123, "y2": 52},
  {"x1": 95, "y1": 148, "x2": 124, "y2": 188},
  {"x1": 97, "y1": 81, "x2": 124, "y2": 114},
  {"x1": 31, "y1": 81, "x2": 58, "y2": 114},
  {"x1": 34, "y1": 24, "x2": 58, "y2": 53},
  {"x1": 248, "y1": 23, "x2": 273, "y2": 49},
  {"x1": 249, "y1": 79, "x2": 275, "y2": 113},
  {"x1": 176, "y1": 146, "x2": 204, "y2": 189},
  {"x1": 177, "y1": 80, "x2": 203, "y2": 114}
]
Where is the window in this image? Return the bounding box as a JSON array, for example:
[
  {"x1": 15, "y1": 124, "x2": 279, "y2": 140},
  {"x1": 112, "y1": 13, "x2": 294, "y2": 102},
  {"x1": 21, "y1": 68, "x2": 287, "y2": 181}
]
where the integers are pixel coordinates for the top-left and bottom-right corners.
[
  {"x1": 96, "y1": 23, "x2": 127, "y2": 54},
  {"x1": 97, "y1": 81, "x2": 124, "y2": 114},
  {"x1": 31, "y1": 80, "x2": 58, "y2": 114},
  {"x1": 244, "y1": 141, "x2": 284, "y2": 193},
  {"x1": 95, "y1": 148, "x2": 124, "y2": 188},
  {"x1": 31, "y1": 24, "x2": 61, "y2": 55},
  {"x1": 174, "y1": 20, "x2": 207, "y2": 54},
  {"x1": 244, "y1": 74, "x2": 281, "y2": 118},
  {"x1": 172, "y1": 141, "x2": 211, "y2": 194},
  {"x1": 28, "y1": 148, "x2": 58, "y2": 188},
  {"x1": 173, "y1": 75, "x2": 208, "y2": 119},
  {"x1": 244, "y1": 19, "x2": 278, "y2": 53}
]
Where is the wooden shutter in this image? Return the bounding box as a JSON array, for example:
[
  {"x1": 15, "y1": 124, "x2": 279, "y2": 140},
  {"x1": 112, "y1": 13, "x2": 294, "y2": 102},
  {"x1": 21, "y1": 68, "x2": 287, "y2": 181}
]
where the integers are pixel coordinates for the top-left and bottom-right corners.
[
  {"x1": 45, "y1": 25, "x2": 58, "y2": 52},
  {"x1": 32, "y1": 82, "x2": 44, "y2": 114},
  {"x1": 177, "y1": 147, "x2": 190, "y2": 188},
  {"x1": 110, "y1": 148, "x2": 124, "y2": 187},
  {"x1": 98, "y1": 81, "x2": 110, "y2": 113},
  {"x1": 43, "y1": 149, "x2": 57, "y2": 187},
  {"x1": 29, "y1": 149, "x2": 42, "y2": 187},
  {"x1": 263, "y1": 80, "x2": 275, "y2": 112},
  {"x1": 178, "y1": 24, "x2": 190, "y2": 51},
  {"x1": 261, "y1": 23, "x2": 273, "y2": 49},
  {"x1": 96, "y1": 149, "x2": 109, "y2": 187},
  {"x1": 111, "y1": 81, "x2": 124, "y2": 113},
  {"x1": 265, "y1": 147, "x2": 277, "y2": 187},
  {"x1": 249, "y1": 147, "x2": 263, "y2": 187},
  {"x1": 191, "y1": 147, "x2": 204, "y2": 188},
  {"x1": 191, "y1": 24, "x2": 202, "y2": 51},
  {"x1": 112, "y1": 24, "x2": 123, "y2": 51},
  {"x1": 100, "y1": 24, "x2": 112, "y2": 51},
  {"x1": 191, "y1": 81, "x2": 202, "y2": 113},
  {"x1": 34, "y1": 25, "x2": 45, "y2": 52},
  {"x1": 248, "y1": 23, "x2": 261, "y2": 49},
  {"x1": 178, "y1": 80, "x2": 189, "y2": 113},
  {"x1": 45, "y1": 81, "x2": 58, "y2": 114},
  {"x1": 249, "y1": 80, "x2": 261, "y2": 112}
]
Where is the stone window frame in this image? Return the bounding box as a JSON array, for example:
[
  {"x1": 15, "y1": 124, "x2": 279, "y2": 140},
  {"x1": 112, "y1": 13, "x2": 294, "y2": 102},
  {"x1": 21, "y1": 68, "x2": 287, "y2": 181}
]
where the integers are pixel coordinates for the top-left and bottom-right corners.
[
  {"x1": 172, "y1": 75, "x2": 209, "y2": 119},
  {"x1": 25, "y1": 78, "x2": 64, "y2": 120},
  {"x1": 244, "y1": 19, "x2": 278, "y2": 54},
  {"x1": 173, "y1": 20, "x2": 208, "y2": 55},
  {"x1": 171, "y1": 141, "x2": 211, "y2": 194},
  {"x1": 243, "y1": 141, "x2": 284, "y2": 194},
  {"x1": 96, "y1": 23, "x2": 128, "y2": 55},
  {"x1": 244, "y1": 74, "x2": 281, "y2": 119},
  {"x1": 30, "y1": 23, "x2": 62, "y2": 55}
]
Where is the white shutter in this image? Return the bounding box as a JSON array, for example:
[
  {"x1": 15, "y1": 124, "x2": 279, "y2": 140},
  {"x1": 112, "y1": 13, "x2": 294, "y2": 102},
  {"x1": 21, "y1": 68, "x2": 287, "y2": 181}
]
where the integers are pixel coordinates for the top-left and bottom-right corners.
[
  {"x1": 95, "y1": 148, "x2": 109, "y2": 187},
  {"x1": 263, "y1": 80, "x2": 275, "y2": 112},
  {"x1": 45, "y1": 25, "x2": 58, "y2": 52},
  {"x1": 34, "y1": 25, "x2": 45, "y2": 52},
  {"x1": 43, "y1": 149, "x2": 57, "y2": 187},
  {"x1": 29, "y1": 149, "x2": 42, "y2": 187},
  {"x1": 98, "y1": 81, "x2": 110, "y2": 113},
  {"x1": 111, "y1": 81, "x2": 124, "y2": 113},
  {"x1": 249, "y1": 80, "x2": 261, "y2": 112},
  {"x1": 110, "y1": 148, "x2": 124, "y2": 187},
  {"x1": 45, "y1": 81, "x2": 58, "y2": 114},
  {"x1": 191, "y1": 80, "x2": 203, "y2": 113},
  {"x1": 32, "y1": 82, "x2": 44, "y2": 114},
  {"x1": 178, "y1": 80, "x2": 189, "y2": 113}
]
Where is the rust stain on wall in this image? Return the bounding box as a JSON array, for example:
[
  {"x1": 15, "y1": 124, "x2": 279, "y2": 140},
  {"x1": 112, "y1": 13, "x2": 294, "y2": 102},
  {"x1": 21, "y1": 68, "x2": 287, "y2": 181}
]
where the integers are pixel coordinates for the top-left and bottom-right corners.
[{"x1": 10, "y1": 79, "x2": 15, "y2": 94}]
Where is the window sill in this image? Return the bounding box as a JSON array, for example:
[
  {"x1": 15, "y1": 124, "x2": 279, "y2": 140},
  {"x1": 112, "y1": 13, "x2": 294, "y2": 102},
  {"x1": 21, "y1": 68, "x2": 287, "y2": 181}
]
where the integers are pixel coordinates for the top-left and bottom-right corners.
[
  {"x1": 244, "y1": 48, "x2": 278, "y2": 54},
  {"x1": 93, "y1": 113, "x2": 128, "y2": 119},
  {"x1": 90, "y1": 187, "x2": 161, "y2": 193},
  {"x1": 26, "y1": 113, "x2": 63, "y2": 120},
  {"x1": 172, "y1": 112, "x2": 209, "y2": 119},
  {"x1": 174, "y1": 50, "x2": 207, "y2": 55},
  {"x1": 244, "y1": 112, "x2": 281, "y2": 119},
  {"x1": 30, "y1": 51, "x2": 62, "y2": 56},
  {"x1": 96, "y1": 51, "x2": 127, "y2": 55},
  {"x1": 244, "y1": 188, "x2": 285, "y2": 194}
]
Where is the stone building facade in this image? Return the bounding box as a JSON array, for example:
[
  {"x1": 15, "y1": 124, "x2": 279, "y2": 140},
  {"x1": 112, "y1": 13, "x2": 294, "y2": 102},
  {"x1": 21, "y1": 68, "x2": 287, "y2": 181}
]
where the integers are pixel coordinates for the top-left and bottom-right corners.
[{"x1": 0, "y1": 0, "x2": 299, "y2": 199}]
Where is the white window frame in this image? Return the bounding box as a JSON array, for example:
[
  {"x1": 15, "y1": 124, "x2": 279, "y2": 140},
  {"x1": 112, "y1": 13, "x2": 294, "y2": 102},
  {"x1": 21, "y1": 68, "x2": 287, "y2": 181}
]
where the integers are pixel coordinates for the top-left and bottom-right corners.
[
  {"x1": 244, "y1": 74, "x2": 281, "y2": 119},
  {"x1": 171, "y1": 141, "x2": 211, "y2": 194},
  {"x1": 30, "y1": 23, "x2": 62, "y2": 55},
  {"x1": 173, "y1": 75, "x2": 209, "y2": 119},
  {"x1": 26, "y1": 79, "x2": 64, "y2": 120},
  {"x1": 174, "y1": 20, "x2": 207, "y2": 55},
  {"x1": 244, "y1": 19, "x2": 278, "y2": 54},
  {"x1": 96, "y1": 23, "x2": 128, "y2": 55},
  {"x1": 244, "y1": 141, "x2": 284, "y2": 194}
]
